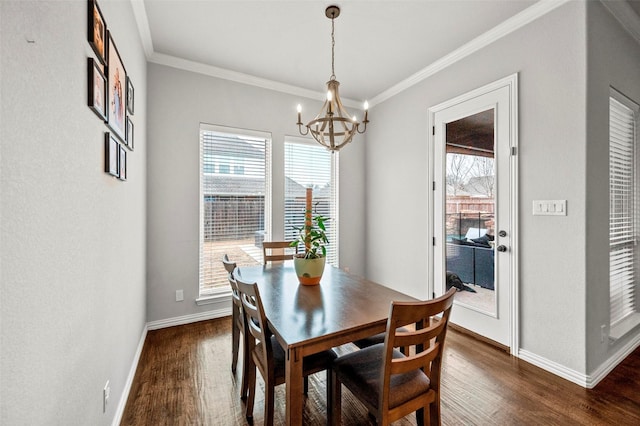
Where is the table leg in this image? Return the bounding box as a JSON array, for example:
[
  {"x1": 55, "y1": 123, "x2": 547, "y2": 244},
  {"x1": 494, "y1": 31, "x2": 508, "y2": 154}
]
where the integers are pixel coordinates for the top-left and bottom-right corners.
[{"x1": 285, "y1": 346, "x2": 304, "y2": 425}]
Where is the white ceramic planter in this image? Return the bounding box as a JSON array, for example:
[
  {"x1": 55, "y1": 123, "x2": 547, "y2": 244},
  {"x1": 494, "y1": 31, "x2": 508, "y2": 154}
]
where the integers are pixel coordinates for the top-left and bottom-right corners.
[{"x1": 293, "y1": 256, "x2": 326, "y2": 285}]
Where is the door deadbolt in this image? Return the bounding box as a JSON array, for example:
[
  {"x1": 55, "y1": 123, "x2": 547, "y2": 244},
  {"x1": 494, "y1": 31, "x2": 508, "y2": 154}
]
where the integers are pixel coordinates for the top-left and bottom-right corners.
[{"x1": 498, "y1": 230, "x2": 507, "y2": 237}]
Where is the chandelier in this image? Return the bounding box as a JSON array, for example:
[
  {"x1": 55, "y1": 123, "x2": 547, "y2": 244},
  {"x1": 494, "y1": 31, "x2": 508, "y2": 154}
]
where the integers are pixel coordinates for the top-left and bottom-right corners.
[{"x1": 296, "y1": 5, "x2": 369, "y2": 152}]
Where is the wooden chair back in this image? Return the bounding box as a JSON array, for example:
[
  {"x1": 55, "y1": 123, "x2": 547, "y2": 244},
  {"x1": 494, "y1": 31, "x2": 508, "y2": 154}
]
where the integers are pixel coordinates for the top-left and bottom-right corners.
[
  {"x1": 380, "y1": 287, "x2": 456, "y2": 424},
  {"x1": 235, "y1": 275, "x2": 274, "y2": 376},
  {"x1": 222, "y1": 254, "x2": 236, "y2": 274},
  {"x1": 262, "y1": 241, "x2": 298, "y2": 265}
]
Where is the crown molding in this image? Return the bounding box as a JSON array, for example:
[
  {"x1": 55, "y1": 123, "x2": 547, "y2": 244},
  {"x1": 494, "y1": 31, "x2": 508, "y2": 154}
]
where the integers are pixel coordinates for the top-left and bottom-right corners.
[
  {"x1": 368, "y1": 0, "x2": 570, "y2": 107},
  {"x1": 601, "y1": 0, "x2": 640, "y2": 44},
  {"x1": 148, "y1": 51, "x2": 362, "y2": 108},
  {"x1": 130, "y1": 0, "x2": 571, "y2": 109},
  {"x1": 130, "y1": 0, "x2": 154, "y2": 58}
]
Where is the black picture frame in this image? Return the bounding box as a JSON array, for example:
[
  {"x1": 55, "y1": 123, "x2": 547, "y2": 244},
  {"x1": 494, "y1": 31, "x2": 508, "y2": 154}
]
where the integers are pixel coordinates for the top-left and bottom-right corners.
[
  {"x1": 119, "y1": 145, "x2": 127, "y2": 181},
  {"x1": 125, "y1": 116, "x2": 134, "y2": 150},
  {"x1": 126, "y1": 76, "x2": 134, "y2": 115},
  {"x1": 88, "y1": 58, "x2": 108, "y2": 121},
  {"x1": 105, "y1": 132, "x2": 119, "y2": 177},
  {"x1": 107, "y1": 31, "x2": 127, "y2": 142},
  {"x1": 88, "y1": 0, "x2": 107, "y2": 65}
]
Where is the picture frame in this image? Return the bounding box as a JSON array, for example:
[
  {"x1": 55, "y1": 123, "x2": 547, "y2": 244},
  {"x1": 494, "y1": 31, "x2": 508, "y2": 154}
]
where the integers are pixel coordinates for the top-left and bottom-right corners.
[
  {"x1": 88, "y1": 0, "x2": 107, "y2": 64},
  {"x1": 105, "y1": 132, "x2": 119, "y2": 177},
  {"x1": 87, "y1": 58, "x2": 107, "y2": 121},
  {"x1": 119, "y1": 145, "x2": 127, "y2": 181},
  {"x1": 125, "y1": 116, "x2": 134, "y2": 150},
  {"x1": 107, "y1": 31, "x2": 127, "y2": 142},
  {"x1": 126, "y1": 76, "x2": 134, "y2": 115}
]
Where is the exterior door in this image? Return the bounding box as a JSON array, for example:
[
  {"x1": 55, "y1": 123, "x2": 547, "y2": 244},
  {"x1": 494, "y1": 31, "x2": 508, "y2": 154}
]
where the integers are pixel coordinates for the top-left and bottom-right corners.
[{"x1": 430, "y1": 75, "x2": 518, "y2": 351}]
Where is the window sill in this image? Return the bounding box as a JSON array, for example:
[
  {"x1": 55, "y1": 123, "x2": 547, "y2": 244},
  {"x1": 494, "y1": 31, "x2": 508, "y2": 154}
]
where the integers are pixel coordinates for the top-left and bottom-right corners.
[
  {"x1": 196, "y1": 290, "x2": 231, "y2": 306},
  {"x1": 609, "y1": 313, "x2": 640, "y2": 341}
]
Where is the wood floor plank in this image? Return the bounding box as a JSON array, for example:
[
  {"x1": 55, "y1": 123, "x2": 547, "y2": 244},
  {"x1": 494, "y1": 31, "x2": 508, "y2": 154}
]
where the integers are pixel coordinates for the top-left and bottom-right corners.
[{"x1": 121, "y1": 318, "x2": 640, "y2": 425}]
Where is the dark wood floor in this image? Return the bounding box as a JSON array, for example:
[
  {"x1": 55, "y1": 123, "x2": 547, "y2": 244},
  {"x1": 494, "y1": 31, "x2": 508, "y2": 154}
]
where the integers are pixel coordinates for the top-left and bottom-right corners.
[{"x1": 122, "y1": 317, "x2": 640, "y2": 425}]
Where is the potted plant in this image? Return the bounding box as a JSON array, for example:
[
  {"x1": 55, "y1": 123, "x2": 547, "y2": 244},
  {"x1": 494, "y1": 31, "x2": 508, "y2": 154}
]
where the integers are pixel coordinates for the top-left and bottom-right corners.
[{"x1": 290, "y1": 189, "x2": 329, "y2": 285}]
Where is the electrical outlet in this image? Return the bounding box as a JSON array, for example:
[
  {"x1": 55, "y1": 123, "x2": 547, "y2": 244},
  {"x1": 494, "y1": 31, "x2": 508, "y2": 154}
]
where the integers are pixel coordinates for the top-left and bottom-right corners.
[
  {"x1": 103, "y1": 380, "x2": 110, "y2": 413},
  {"x1": 176, "y1": 289, "x2": 184, "y2": 302}
]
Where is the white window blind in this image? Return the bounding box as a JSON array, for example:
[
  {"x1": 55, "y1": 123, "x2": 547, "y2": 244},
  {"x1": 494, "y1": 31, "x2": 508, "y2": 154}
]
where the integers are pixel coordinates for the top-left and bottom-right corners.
[
  {"x1": 284, "y1": 138, "x2": 339, "y2": 266},
  {"x1": 199, "y1": 125, "x2": 271, "y2": 297},
  {"x1": 610, "y1": 92, "x2": 639, "y2": 327}
]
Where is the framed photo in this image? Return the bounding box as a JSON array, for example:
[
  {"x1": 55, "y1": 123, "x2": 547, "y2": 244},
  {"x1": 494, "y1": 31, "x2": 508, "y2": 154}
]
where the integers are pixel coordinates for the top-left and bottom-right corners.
[
  {"x1": 119, "y1": 145, "x2": 127, "y2": 181},
  {"x1": 126, "y1": 76, "x2": 134, "y2": 115},
  {"x1": 87, "y1": 58, "x2": 107, "y2": 121},
  {"x1": 105, "y1": 132, "x2": 119, "y2": 177},
  {"x1": 88, "y1": 0, "x2": 107, "y2": 64},
  {"x1": 125, "y1": 116, "x2": 134, "y2": 150},
  {"x1": 107, "y1": 31, "x2": 127, "y2": 142}
]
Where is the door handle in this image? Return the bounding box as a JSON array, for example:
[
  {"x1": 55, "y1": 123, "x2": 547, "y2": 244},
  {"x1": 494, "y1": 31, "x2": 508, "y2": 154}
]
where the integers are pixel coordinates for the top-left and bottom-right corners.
[{"x1": 497, "y1": 245, "x2": 508, "y2": 252}]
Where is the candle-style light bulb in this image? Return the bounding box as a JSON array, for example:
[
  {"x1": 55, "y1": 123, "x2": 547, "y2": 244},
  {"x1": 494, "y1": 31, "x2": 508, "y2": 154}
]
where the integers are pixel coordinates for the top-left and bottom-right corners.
[
  {"x1": 363, "y1": 100, "x2": 369, "y2": 122},
  {"x1": 297, "y1": 104, "x2": 302, "y2": 124},
  {"x1": 327, "y1": 91, "x2": 332, "y2": 101},
  {"x1": 364, "y1": 101, "x2": 369, "y2": 110},
  {"x1": 327, "y1": 91, "x2": 333, "y2": 113},
  {"x1": 297, "y1": 104, "x2": 302, "y2": 113}
]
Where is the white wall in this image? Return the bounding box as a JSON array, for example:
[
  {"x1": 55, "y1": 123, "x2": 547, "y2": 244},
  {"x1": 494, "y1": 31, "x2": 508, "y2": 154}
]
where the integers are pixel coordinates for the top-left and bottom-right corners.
[
  {"x1": 0, "y1": 1, "x2": 147, "y2": 424},
  {"x1": 585, "y1": 1, "x2": 640, "y2": 374},
  {"x1": 146, "y1": 63, "x2": 366, "y2": 323},
  {"x1": 365, "y1": 2, "x2": 589, "y2": 373}
]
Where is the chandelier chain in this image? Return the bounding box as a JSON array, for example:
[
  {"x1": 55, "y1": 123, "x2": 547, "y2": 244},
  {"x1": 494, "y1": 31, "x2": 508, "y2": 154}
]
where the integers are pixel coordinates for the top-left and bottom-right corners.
[{"x1": 330, "y1": 15, "x2": 336, "y2": 80}]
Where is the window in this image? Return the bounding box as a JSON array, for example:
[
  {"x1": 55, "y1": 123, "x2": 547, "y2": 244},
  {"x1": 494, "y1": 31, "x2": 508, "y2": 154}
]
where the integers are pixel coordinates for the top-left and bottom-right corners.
[
  {"x1": 284, "y1": 137, "x2": 339, "y2": 266},
  {"x1": 199, "y1": 125, "x2": 271, "y2": 298},
  {"x1": 609, "y1": 89, "x2": 640, "y2": 333}
]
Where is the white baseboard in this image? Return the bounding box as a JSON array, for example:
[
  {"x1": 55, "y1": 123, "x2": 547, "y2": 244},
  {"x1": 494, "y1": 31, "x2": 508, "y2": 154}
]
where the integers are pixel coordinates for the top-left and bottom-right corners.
[
  {"x1": 519, "y1": 331, "x2": 640, "y2": 389},
  {"x1": 518, "y1": 349, "x2": 588, "y2": 387},
  {"x1": 112, "y1": 324, "x2": 148, "y2": 426},
  {"x1": 147, "y1": 306, "x2": 231, "y2": 330},
  {"x1": 586, "y1": 332, "x2": 640, "y2": 388}
]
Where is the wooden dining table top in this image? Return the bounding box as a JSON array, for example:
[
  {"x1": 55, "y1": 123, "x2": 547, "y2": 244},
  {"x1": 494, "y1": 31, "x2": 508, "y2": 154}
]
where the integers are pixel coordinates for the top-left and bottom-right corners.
[{"x1": 238, "y1": 261, "x2": 419, "y2": 350}]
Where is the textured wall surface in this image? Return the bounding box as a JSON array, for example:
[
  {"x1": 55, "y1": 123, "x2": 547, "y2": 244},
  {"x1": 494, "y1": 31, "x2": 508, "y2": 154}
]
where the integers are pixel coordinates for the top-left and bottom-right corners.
[{"x1": 0, "y1": 1, "x2": 147, "y2": 424}]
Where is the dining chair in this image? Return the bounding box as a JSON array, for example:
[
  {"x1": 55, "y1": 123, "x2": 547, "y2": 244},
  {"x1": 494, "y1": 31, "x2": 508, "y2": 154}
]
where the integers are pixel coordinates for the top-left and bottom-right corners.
[
  {"x1": 235, "y1": 274, "x2": 337, "y2": 425},
  {"x1": 222, "y1": 255, "x2": 249, "y2": 399},
  {"x1": 330, "y1": 288, "x2": 457, "y2": 426},
  {"x1": 262, "y1": 241, "x2": 298, "y2": 265}
]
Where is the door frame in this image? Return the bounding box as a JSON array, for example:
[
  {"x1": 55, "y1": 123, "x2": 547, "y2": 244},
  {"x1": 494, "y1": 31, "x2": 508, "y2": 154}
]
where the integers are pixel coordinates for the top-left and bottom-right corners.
[{"x1": 427, "y1": 73, "x2": 519, "y2": 355}]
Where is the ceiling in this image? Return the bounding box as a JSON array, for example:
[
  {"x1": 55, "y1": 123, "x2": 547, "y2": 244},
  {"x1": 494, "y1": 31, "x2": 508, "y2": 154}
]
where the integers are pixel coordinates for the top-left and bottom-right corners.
[{"x1": 137, "y1": 0, "x2": 640, "y2": 104}]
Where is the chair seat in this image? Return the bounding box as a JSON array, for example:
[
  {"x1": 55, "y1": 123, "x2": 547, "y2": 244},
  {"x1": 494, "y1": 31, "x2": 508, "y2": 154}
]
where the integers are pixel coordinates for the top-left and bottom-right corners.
[
  {"x1": 256, "y1": 336, "x2": 337, "y2": 380},
  {"x1": 352, "y1": 327, "x2": 410, "y2": 349},
  {"x1": 333, "y1": 343, "x2": 432, "y2": 410}
]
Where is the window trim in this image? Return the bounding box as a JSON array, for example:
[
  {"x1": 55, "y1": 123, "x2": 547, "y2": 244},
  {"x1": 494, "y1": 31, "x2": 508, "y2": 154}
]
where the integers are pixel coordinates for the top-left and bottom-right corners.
[
  {"x1": 609, "y1": 88, "x2": 640, "y2": 339},
  {"x1": 198, "y1": 123, "x2": 272, "y2": 299}
]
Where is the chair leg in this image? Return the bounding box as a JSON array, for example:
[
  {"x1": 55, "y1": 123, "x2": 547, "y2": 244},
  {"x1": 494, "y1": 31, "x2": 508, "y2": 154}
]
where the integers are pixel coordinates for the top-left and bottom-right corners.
[
  {"x1": 244, "y1": 360, "x2": 256, "y2": 422},
  {"x1": 329, "y1": 369, "x2": 341, "y2": 425},
  {"x1": 231, "y1": 311, "x2": 240, "y2": 373},
  {"x1": 429, "y1": 398, "x2": 440, "y2": 426},
  {"x1": 264, "y1": 376, "x2": 275, "y2": 426},
  {"x1": 240, "y1": 330, "x2": 250, "y2": 400}
]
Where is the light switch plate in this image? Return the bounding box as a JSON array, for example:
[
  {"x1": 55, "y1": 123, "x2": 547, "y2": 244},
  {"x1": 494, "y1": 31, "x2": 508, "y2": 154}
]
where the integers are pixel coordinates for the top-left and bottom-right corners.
[{"x1": 533, "y1": 200, "x2": 567, "y2": 216}]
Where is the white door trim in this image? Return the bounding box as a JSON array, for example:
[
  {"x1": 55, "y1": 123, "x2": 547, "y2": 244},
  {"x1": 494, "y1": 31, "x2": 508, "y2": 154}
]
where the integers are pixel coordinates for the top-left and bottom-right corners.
[{"x1": 427, "y1": 73, "x2": 519, "y2": 355}]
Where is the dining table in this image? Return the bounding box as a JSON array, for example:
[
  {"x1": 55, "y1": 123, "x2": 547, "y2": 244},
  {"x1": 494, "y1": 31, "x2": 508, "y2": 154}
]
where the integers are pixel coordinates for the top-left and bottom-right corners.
[{"x1": 237, "y1": 261, "x2": 418, "y2": 425}]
